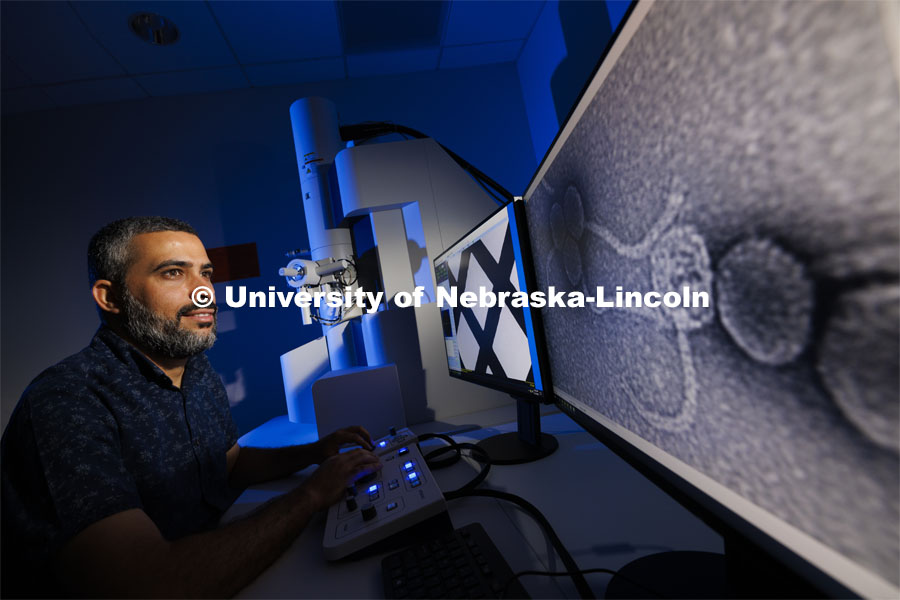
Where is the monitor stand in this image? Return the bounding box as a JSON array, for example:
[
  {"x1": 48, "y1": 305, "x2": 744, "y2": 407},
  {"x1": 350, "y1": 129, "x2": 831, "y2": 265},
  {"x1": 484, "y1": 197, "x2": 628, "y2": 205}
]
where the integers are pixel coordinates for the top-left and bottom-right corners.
[
  {"x1": 475, "y1": 395, "x2": 559, "y2": 465},
  {"x1": 605, "y1": 535, "x2": 824, "y2": 598}
]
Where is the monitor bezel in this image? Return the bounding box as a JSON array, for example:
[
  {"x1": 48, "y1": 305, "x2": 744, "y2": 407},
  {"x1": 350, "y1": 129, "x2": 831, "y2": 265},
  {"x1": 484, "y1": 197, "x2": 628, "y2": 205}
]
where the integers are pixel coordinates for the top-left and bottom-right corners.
[
  {"x1": 521, "y1": 0, "x2": 898, "y2": 597},
  {"x1": 433, "y1": 199, "x2": 554, "y2": 404}
]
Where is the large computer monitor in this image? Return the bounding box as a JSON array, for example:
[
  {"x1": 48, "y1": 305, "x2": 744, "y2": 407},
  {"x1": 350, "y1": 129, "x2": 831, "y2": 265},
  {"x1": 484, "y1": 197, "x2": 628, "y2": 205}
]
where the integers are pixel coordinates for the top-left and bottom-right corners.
[
  {"x1": 524, "y1": 0, "x2": 899, "y2": 597},
  {"x1": 434, "y1": 199, "x2": 558, "y2": 464}
]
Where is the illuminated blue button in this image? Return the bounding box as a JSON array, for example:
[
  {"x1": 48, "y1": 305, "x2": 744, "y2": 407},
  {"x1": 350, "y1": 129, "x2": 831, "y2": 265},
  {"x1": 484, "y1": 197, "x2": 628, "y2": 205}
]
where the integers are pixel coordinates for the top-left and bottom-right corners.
[
  {"x1": 368, "y1": 484, "x2": 378, "y2": 493},
  {"x1": 378, "y1": 440, "x2": 387, "y2": 448},
  {"x1": 403, "y1": 461, "x2": 414, "y2": 471},
  {"x1": 398, "y1": 447, "x2": 409, "y2": 455},
  {"x1": 407, "y1": 472, "x2": 418, "y2": 480},
  {"x1": 386, "y1": 502, "x2": 398, "y2": 511}
]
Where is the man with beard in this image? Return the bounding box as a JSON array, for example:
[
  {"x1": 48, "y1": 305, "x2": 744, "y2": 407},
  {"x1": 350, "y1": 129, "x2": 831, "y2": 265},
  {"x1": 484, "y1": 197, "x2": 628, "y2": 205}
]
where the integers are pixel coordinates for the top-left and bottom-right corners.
[{"x1": 1, "y1": 217, "x2": 382, "y2": 598}]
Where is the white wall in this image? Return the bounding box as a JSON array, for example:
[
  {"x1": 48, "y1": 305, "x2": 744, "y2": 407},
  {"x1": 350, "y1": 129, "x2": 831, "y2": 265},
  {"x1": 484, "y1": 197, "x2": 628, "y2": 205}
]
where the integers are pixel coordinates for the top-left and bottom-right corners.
[{"x1": 0, "y1": 63, "x2": 536, "y2": 434}]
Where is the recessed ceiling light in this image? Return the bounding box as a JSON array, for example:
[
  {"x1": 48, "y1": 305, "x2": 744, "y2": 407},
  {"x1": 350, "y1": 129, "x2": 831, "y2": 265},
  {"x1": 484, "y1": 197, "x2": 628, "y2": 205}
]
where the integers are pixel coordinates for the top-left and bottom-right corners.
[{"x1": 128, "y1": 12, "x2": 179, "y2": 46}]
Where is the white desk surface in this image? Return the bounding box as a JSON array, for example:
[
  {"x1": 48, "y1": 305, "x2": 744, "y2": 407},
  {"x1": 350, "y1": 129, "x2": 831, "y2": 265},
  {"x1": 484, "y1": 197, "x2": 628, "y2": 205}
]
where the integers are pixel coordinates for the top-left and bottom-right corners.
[{"x1": 227, "y1": 409, "x2": 723, "y2": 599}]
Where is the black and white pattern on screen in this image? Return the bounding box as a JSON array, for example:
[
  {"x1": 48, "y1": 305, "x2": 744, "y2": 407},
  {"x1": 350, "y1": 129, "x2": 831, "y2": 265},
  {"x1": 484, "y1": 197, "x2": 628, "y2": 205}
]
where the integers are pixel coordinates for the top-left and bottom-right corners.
[{"x1": 447, "y1": 221, "x2": 533, "y2": 383}]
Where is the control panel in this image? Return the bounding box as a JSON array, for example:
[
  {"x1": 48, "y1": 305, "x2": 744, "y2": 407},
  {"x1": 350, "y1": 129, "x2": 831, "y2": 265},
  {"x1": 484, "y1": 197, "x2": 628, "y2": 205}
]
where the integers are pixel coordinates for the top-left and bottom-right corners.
[{"x1": 323, "y1": 427, "x2": 447, "y2": 560}]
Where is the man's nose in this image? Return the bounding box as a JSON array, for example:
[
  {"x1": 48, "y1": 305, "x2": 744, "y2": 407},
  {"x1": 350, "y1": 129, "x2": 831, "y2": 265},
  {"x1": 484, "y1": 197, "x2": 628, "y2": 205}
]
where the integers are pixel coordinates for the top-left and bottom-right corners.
[{"x1": 188, "y1": 272, "x2": 214, "y2": 297}]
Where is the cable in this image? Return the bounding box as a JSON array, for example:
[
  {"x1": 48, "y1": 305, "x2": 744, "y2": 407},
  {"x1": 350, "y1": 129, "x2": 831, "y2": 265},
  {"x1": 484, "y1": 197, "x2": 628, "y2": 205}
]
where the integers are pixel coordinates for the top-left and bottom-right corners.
[
  {"x1": 339, "y1": 258, "x2": 358, "y2": 288},
  {"x1": 417, "y1": 432, "x2": 594, "y2": 599},
  {"x1": 502, "y1": 568, "x2": 666, "y2": 599},
  {"x1": 418, "y1": 433, "x2": 492, "y2": 493},
  {"x1": 449, "y1": 489, "x2": 596, "y2": 599}
]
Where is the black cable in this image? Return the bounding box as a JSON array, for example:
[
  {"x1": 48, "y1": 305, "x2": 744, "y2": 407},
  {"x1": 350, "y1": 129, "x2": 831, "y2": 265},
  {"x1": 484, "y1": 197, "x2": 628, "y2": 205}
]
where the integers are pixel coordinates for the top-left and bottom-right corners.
[
  {"x1": 339, "y1": 258, "x2": 358, "y2": 288},
  {"x1": 502, "y1": 568, "x2": 665, "y2": 599},
  {"x1": 418, "y1": 433, "x2": 492, "y2": 493},
  {"x1": 448, "y1": 489, "x2": 596, "y2": 600},
  {"x1": 416, "y1": 431, "x2": 595, "y2": 598}
]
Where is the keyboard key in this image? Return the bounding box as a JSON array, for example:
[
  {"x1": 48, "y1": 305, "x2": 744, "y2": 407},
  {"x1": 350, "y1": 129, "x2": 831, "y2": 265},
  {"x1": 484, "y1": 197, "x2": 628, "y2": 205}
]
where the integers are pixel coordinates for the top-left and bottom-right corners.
[{"x1": 381, "y1": 523, "x2": 529, "y2": 599}]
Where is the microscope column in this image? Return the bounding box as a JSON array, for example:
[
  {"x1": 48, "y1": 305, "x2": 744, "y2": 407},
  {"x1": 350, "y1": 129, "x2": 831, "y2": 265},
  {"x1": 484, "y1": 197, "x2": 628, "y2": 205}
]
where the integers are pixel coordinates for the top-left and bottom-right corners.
[{"x1": 289, "y1": 97, "x2": 358, "y2": 370}]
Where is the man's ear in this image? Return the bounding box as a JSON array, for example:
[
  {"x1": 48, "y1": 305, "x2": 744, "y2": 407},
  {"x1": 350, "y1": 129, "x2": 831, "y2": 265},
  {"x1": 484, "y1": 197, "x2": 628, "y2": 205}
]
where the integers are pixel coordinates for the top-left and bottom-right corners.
[{"x1": 92, "y1": 280, "x2": 121, "y2": 315}]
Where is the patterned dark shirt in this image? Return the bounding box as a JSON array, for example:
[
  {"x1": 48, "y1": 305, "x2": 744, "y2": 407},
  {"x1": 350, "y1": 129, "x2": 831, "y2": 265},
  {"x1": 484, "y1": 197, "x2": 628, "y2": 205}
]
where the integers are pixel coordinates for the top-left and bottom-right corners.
[{"x1": 1, "y1": 326, "x2": 239, "y2": 597}]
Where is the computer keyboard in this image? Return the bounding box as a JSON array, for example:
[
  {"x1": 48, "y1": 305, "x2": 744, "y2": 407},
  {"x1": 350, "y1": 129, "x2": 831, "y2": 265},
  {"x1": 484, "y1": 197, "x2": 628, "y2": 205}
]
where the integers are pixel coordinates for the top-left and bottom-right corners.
[{"x1": 381, "y1": 522, "x2": 530, "y2": 599}]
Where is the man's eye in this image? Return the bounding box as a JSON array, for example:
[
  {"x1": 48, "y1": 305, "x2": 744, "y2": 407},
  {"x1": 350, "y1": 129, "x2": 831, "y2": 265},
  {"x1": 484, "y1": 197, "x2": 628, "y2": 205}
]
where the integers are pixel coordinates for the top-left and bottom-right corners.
[
  {"x1": 202, "y1": 271, "x2": 213, "y2": 279},
  {"x1": 163, "y1": 269, "x2": 182, "y2": 278}
]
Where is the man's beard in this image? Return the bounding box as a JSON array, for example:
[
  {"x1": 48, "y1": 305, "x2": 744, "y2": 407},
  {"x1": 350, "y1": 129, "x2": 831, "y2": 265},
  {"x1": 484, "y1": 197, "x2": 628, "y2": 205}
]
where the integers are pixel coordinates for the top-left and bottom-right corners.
[{"x1": 120, "y1": 288, "x2": 217, "y2": 359}]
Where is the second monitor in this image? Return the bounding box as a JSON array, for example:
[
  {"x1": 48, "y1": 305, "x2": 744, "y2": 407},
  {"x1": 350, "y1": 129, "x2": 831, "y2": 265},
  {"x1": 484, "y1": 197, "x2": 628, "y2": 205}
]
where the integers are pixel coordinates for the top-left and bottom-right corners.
[{"x1": 433, "y1": 199, "x2": 557, "y2": 464}]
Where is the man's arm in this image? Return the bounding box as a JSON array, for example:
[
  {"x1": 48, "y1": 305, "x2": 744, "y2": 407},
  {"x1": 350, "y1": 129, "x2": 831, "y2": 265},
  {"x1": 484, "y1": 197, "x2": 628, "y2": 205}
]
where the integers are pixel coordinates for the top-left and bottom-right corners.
[
  {"x1": 228, "y1": 426, "x2": 374, "y2": 488},
  {"x1": 56, "y1": 449, "x2": 380, "y2": 598}
]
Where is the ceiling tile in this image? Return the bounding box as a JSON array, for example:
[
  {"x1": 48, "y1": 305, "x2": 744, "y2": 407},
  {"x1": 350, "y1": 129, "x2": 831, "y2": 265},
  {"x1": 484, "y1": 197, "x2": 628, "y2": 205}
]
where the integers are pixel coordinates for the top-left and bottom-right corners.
[
  {"x1": 444, "y1": 0, "x2": 544, "y2": 46},
  {"x1": 245, "y1": 59, "x2": 345, "y2": 87},
  {"x1": 340, "y1": 1, "x2": 447, "y2": 54},
  {"x1": 440, "y1": 40, "x2": 522, "y2": 70},
  {"x1": 71, "y1": 1, "x2": 236, "y2": 74},
  {"x1": 347, "y1": 48, "x2": 439, "y2": 78},
  {"x1": 0, "y1": 1, "x2": 125, "y2": 84},
  {"x1": 1, "y1": 88, "x2": 57, "y2": 115},
  {"x1": 42, "y1": 78, "x2": 146, "y2": 108},
  {"x1": 136, "y1": 67, "x2": 249, "y2": 97},
  {"x1": 208, "y1": 1, "x2": 342, "y2": 64}
]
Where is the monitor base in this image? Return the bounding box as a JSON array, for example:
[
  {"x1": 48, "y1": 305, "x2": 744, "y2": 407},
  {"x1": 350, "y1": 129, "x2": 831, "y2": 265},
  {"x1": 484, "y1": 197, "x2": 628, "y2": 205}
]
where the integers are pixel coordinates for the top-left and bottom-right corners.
[
  {"x1": 605, "y1": 551, "x2": 727, "y2": 599},
  {"x1": 476, "y1": 432, "x2": 558, "y2": 465},
  {"x1": 606, "y1": 543, "x2": 824, "y2": 598}
]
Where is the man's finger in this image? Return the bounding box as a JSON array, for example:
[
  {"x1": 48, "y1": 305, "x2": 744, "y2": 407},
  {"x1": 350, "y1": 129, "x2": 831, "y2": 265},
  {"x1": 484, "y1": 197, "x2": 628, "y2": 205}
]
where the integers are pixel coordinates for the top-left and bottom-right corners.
[
  {"x1": 333, "y1": 430, "x2": 372, "y2": 451},
  {"x1": 351, "y1": 425, "x2": 373, "y2": 446},
  {"x1": 339, "y1": 449, "x2": 380, "y2": 465},
  {"x1": 342, "y1": 426, "x2": 373, "y2": 450}
]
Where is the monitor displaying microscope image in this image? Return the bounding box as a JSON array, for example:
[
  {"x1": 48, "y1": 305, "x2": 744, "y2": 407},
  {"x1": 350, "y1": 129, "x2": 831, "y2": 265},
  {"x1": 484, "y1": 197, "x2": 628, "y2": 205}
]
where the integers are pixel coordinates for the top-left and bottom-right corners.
[
  {"x1": 433, "y1": 200, "x2": 549, "y2": 400},
  {"x1": 524, "y1": 0, "x2": 899, "y2": 596}
]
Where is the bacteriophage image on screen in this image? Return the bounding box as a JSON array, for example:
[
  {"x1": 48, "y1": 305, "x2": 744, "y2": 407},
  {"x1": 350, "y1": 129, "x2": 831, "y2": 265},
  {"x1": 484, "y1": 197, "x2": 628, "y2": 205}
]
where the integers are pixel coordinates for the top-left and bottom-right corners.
[{"x1": 525, "y1": 0, "x2": 899, "y2": 589}]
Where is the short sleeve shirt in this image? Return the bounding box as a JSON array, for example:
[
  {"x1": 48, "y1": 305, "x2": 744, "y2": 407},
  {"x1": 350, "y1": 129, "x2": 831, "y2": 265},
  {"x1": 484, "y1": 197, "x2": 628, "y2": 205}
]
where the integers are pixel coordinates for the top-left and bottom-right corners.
[{"x1": 1, "y1": 326, "x2": 240, "y2": 596}]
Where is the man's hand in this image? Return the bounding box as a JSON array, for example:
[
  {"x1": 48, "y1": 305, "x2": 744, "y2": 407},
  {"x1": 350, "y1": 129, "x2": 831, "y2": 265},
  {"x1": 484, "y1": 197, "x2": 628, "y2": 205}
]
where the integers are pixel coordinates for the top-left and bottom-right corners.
[
  {"x1": 227, "y1": 426, "x2": 375, "y2": 489},
  {"x1": 302, "y1": 448, "x2": 382, "y2": 510},
  {"x1": 311, "y1": 425, "x2": 374, "y2": 464}
]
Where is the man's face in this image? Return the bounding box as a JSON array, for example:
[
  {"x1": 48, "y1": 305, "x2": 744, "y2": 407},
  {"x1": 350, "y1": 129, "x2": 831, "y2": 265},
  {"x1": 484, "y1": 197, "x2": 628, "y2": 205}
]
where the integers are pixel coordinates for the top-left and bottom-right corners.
[{"x1": 118, "y1": 231, "x2": 217, "y2": 359}]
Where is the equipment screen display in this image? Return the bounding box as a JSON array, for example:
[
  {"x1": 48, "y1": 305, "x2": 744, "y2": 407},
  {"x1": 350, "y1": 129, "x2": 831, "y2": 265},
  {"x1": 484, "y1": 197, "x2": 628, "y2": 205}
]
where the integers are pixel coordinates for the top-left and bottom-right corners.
[
  {"x1": 434, "y1": 201, "x2": 545, "y2": 398},
  {"x1": 524, "y1": 1, "x2": 898, "y2": 596}
]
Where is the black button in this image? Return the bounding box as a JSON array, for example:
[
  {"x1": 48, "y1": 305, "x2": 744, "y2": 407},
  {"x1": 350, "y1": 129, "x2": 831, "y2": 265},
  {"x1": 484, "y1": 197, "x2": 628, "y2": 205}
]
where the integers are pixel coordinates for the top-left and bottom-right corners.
[{"x1": 361, "y1": 504, "x2": 377, "y2": 521}]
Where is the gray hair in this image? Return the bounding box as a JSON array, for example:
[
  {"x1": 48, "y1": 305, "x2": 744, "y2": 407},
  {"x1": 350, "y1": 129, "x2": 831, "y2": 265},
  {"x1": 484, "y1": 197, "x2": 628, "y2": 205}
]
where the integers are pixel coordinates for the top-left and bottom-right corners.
[{"x1": 87, "y1": 216, "x2": 199, "y2": 288}]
